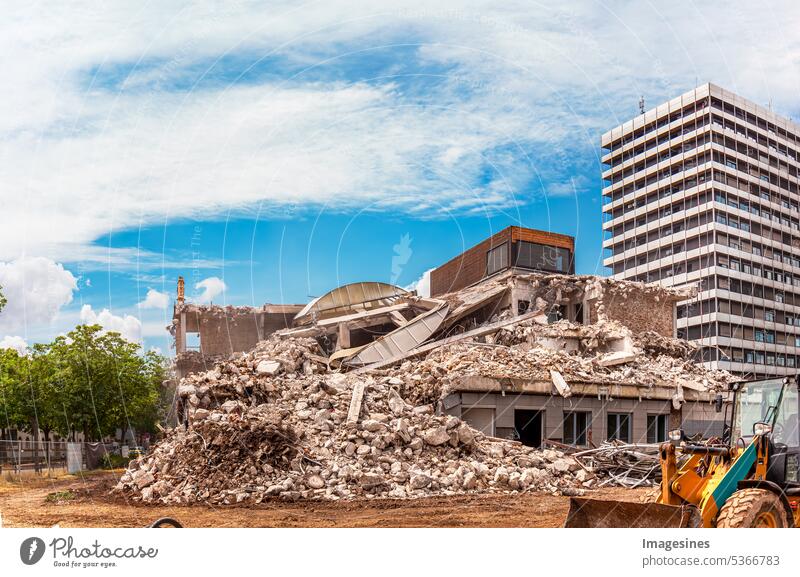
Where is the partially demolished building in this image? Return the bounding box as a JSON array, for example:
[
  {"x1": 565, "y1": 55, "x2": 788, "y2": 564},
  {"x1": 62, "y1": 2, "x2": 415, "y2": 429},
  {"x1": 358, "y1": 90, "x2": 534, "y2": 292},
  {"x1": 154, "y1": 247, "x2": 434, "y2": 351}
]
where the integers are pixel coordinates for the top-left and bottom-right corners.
[
  {"x1": 169, "y1": 277, "x2": 304, "y2": 380},
  {"x1": 169, "y1": 268, "x2": 730, "y2": 449},
  {"x1": 126, "y1": 266, "x2": 734, "y2": 505}
]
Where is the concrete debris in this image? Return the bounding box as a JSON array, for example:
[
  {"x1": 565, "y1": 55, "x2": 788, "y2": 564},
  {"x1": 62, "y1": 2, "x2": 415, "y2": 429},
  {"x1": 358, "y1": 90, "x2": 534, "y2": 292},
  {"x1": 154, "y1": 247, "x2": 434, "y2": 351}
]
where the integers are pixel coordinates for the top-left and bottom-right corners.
[
  {"x1": 116, "y1": 337, "x2": 594, "y2": 504},
  {"x1": 549, "y1": 370, "x2": 571, "y2": 398}
]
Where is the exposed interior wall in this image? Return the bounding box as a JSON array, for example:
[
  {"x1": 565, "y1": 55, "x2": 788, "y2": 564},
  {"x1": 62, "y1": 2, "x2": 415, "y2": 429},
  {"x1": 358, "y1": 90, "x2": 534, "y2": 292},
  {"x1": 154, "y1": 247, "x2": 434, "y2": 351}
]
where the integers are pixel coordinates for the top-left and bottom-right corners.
[
  {"x1": 172, "y1": 304, "x2": 302, "y2": 380},
  {"x1": 590, "y1": 284, "x2": 676, "y2": 337},
  {"x1": 196, "y1": 309, "x2": 262, "y2": 356}
]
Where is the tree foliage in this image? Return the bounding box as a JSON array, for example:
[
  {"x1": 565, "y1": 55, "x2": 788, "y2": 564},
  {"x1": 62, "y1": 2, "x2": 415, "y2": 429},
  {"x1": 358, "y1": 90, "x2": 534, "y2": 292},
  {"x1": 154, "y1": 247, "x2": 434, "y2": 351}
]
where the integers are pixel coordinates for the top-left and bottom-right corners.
[{"x1": 0, "y1": 324, "x2": 167, "y2": 442}]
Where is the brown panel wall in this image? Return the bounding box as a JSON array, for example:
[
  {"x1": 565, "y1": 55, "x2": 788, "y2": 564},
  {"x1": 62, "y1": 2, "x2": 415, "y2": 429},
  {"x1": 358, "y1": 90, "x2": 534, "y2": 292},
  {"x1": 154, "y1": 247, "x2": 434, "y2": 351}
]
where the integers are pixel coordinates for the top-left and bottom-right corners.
[
  {"x1": 510, "y1": 227, "x2": 575, "y2": 250},
  {"x1": 430, "y1": 228, "x2": 512, "y2": 296},
  {"x1": 430, "y1": 226, "x2": 575, "y2": 296}
]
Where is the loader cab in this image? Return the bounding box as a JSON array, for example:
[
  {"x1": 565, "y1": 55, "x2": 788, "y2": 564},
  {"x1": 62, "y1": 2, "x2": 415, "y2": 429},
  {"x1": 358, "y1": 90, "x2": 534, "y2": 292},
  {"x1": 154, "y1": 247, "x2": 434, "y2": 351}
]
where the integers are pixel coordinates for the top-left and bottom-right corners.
[{"x1": 730, "y1": 376, "x2": 800, "y2": 486}]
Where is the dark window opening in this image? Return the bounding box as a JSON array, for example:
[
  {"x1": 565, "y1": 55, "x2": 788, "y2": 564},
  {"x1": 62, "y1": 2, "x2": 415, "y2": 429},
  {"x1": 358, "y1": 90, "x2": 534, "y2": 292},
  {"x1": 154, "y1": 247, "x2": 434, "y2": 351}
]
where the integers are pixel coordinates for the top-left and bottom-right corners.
[
  {"x1": 514, "y1": 409, "x2": 543, "y2": 448},
  {"x1": 564, "y1": 411, "x2": 591, "y2": 446},
  {"x1": 647, "y1": 414, "x2": 668, "y2": 444},
  {"x1": 607, "y1": 413, "x2": 631, "y2": 443}
]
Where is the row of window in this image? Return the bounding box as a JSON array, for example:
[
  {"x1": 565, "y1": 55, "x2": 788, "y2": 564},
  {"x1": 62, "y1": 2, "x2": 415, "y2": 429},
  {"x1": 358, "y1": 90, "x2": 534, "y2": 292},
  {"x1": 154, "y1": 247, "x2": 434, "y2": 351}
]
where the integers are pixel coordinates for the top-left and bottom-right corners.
[
  {"x1": 609, "y1": 157, "x2": 800, "y2": 235},
  {"x1": 604, "y1": 99, "x2": 709, "y2": 154},
  {"x1": 682, "y1": 316, "x2": 800, "y2": 348},
  {"x1": 681, "y1": 336, "x2": 800, "y2": 368},
  {"x1": 486, "y1": 241, "x2": 573, "y2": 277},
  {"x1": 681, "y1": 298, "x2": 800, "y2": 334},
  {"x1": 607, "y1": 170, "x2": 712, "y2": 222},
  {"x1": 611, "y1": 209, "x2": 800, "y2": 278},
  {"x1": 609, "y1": 190, "x2": 714, "y2": 239},
  {"x1": 607, "y1": 139, "x2": 800, "y2": 217},
  {"x1": 697, "y1": 343, "x2": 800, "y2": 369},
  {"x1": 714, "y1": 189, "x2": 800, "y2": 232},
  {"x1": 718, "y1": 252, "x2": 800, "y2": 288},
  {"x1": 607, "y1": 125, "x2": 711, "y2": 180},
  {"x1": 563, "y1": 412, "x2": 668, "y2": 446},
  {"x1": 711, "y1": 124, "x2": 800, "y2": 180},
  {"x1": 605, "y1": 96, "x2": 800, "y2": 163}
]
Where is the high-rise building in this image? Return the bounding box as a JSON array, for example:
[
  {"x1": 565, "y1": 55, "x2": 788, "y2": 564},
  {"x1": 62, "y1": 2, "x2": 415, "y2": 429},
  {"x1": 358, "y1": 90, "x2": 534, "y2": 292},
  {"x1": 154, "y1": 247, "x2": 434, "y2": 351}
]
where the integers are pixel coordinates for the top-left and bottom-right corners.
[{"x1": 602, "y1": 83, "x2": 800, "y2": 378}]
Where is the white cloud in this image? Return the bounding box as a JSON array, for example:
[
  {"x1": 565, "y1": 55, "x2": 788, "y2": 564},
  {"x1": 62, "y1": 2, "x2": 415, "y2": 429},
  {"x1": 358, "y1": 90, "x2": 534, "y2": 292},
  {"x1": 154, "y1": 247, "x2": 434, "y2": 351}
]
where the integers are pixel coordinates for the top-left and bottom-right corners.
[
  {"x1": 80, "y1": 304, "x2": 142, "y2": 343},
  {"x1": 1, "y1": 2, "x2": 799, "y2": 266},
  {"x1": 0, "y1": 335, "x2": 28, "y2": 355},
  {"x1": 139, "y1": 288, "x2": 169, "y2": 310},
  {"x1": 0, "y1": 257, "x2": 78, "y2": 334},
  {"x1": 406, "y1": 268, "x2": 434, "y2": 298},
  {"x1": 193, "y1": 277, "x2": 226, "y2": 304}
]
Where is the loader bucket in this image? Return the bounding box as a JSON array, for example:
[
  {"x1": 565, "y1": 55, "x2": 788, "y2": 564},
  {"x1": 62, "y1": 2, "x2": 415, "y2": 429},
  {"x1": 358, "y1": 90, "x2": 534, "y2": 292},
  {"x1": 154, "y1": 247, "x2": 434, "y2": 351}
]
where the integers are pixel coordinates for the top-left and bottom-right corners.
[{"x1": 564, "y1": 497, "x2": 695, "y2": 528}]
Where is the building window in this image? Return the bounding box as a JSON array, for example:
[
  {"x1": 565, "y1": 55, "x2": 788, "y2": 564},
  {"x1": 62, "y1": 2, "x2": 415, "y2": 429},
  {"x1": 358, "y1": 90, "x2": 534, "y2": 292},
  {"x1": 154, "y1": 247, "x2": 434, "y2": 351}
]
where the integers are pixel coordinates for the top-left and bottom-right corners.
[
  {"x1": 563, "y1": 411, "x2": 591, "y2": 446},
  {"x1": 514, "y1": 241, "x2": 571, "y2": 273},
  {"x1": 647, "y1": 415, "x2": 668, "y2": 444},
  {"x1": 765, "y1": 310, "x2": 775, "y2": 322},
  {"x1": 607, "y1": 413, "x2": 631, "y2": 443},
  {"x1": 486, "y1": 242, "x2": 508, "y2": 275}
]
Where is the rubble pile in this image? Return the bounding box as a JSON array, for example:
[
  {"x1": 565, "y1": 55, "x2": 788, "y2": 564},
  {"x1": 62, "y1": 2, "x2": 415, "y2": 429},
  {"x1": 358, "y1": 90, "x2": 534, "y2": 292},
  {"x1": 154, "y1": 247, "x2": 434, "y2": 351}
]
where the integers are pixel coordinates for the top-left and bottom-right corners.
[
  {"x1": 392, "y1": 317, "x2": 733, "y2": 404},
  {"x1": 118, "y1": 346, "x2": 592, "y2": 504},
  {"x1": 123, "y1": 271, "x2": 736, "y2": 505}
]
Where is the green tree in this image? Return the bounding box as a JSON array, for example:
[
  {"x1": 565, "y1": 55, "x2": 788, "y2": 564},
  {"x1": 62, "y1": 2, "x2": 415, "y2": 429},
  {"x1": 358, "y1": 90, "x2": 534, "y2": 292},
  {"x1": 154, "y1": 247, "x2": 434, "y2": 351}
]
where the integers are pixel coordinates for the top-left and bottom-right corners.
[
  {"x1": 49, "y1": 325, "x2": 166, "y2": 442},
  {"x1": 0, "y1": 323, "x2": 168, "y2": 472},
  {"x1": 0, "y1": 348, "x2": 26, "y2": 439}
]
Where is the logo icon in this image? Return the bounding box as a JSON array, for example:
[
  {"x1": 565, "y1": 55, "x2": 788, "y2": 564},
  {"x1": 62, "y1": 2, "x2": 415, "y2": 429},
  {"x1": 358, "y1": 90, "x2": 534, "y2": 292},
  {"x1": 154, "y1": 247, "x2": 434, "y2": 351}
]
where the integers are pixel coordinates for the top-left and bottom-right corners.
[{"x1": 20, "y1": 537, "x2": 46, "y2": 565}]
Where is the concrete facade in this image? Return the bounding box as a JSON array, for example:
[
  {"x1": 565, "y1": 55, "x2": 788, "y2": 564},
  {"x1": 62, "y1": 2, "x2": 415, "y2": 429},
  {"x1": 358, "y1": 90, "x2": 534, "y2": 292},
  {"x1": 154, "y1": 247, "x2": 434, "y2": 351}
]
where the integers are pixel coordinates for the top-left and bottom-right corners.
[
  {"x1": 444, "y1": 388, "x2": 722, "y2": 448},
  {"x1": 602, "y1": 83, "x2": 800, "y2": 379}
]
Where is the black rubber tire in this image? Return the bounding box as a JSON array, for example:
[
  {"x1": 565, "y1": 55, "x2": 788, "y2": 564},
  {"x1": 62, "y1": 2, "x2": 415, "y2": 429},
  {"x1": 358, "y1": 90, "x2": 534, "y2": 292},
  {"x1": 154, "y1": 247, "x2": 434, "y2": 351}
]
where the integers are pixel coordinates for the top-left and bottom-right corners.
[
  {"x1": 716, "y1": 488, "x2": 788, "y2": 528},
  {"x1": 148, "y1": 517, "x2": 183, "y2": 528}
]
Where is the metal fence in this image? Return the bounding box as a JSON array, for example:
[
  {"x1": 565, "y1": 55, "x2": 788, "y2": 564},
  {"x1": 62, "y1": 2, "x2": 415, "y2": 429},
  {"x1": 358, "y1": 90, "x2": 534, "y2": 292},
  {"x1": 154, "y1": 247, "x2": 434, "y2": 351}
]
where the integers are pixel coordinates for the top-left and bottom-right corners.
[{"x1": 0, "y1": 440, "x2": 123, "y2": 475}]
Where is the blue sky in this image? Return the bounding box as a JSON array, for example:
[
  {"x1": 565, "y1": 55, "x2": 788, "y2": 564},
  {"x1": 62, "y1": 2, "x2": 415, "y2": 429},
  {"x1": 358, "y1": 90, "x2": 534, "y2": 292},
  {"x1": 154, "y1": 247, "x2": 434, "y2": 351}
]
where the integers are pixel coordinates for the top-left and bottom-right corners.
[{"x1": 1, "y1": 1, "x2": 799, "y2": 355}]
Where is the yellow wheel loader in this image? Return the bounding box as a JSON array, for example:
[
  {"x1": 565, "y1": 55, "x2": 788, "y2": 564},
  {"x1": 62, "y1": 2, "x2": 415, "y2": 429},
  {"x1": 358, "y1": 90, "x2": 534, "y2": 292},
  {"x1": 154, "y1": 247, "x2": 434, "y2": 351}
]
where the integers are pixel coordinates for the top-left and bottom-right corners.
[{"x1": 565, "y1": 376, "x2": 800, "y2": 528}]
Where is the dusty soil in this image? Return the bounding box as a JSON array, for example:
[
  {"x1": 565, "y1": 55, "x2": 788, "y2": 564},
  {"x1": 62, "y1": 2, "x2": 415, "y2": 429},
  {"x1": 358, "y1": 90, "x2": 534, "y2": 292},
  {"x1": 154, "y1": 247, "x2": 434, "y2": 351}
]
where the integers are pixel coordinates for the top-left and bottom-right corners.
[{"x1": 0, "y1": 471, "x2": 649, "y2": 528}]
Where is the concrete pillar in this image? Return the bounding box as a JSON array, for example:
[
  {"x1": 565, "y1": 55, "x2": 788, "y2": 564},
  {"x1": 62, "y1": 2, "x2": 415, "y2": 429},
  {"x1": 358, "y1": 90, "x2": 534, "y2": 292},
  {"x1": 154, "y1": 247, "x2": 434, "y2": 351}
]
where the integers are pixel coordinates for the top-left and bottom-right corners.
[
  {"x1": 177, "y1": 312, "x2": 187, "y2": 353},
  {"x1": 669, "y1": 406, "x2": 682, "y2": 431},
  {"x1": 337, "y1": 323, "x2": 351, "y2": 351}
]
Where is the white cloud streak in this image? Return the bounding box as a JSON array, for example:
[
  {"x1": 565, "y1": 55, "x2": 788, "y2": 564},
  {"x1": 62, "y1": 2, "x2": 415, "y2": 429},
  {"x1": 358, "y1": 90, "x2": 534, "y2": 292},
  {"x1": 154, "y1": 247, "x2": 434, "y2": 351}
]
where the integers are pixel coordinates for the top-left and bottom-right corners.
[
  {"x1": 80, "y1": 304, "x2": 142, "y2": 343},
  {"x1": 0, "y1": 335, "x2": 29, "y2": 355},
  {"x1": 0, "y1": 1, "x2": 798, "y2": 267},
  {"x1": 0, "y1": 257, "x2": 78, "y2": 335},
  {"x1": 139, "y1": 288, "x2": 170, "y2": 310},
  {"x1": 193, "y1": 276, "x2": 226, "y2": 303}
]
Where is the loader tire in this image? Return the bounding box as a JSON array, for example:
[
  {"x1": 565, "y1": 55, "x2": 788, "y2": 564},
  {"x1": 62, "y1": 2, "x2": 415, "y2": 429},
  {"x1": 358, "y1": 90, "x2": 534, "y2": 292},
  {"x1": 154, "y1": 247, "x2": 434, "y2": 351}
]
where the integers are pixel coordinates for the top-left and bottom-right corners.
[{"x1": 716, "y1": 489, "x2": 788, "y2": 528}]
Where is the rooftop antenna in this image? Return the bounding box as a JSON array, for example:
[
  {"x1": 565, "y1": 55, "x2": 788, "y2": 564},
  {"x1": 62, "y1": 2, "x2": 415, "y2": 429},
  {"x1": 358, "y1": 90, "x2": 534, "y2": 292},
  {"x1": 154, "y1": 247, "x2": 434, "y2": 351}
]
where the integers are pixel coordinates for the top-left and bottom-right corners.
[{"x1": 638, "y1": 95, "x2": 645, "y2": 115}]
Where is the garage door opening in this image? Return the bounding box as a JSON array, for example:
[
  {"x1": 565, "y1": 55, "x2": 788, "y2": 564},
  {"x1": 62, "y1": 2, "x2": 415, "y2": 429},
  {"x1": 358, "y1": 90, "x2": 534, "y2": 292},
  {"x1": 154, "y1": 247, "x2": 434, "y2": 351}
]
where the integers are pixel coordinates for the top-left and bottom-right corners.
[{"x1": 514, "y1": 409, "x2": 543, "y2": 448}]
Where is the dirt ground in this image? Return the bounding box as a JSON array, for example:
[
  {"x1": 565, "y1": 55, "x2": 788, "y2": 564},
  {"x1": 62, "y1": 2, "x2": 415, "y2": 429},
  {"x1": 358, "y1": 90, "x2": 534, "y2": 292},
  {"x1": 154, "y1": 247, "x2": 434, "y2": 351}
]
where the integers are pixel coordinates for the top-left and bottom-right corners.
[{"x1": 0, "y1": 471, "x2": 649, "y2": 528}]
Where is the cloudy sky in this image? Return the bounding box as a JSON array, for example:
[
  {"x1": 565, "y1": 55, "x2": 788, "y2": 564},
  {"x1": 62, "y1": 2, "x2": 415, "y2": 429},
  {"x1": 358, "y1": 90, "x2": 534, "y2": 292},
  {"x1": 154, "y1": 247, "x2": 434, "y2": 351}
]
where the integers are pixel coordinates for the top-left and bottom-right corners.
[{"x1": 1, "y1": 1, "x2": 799, "y2": 354}]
